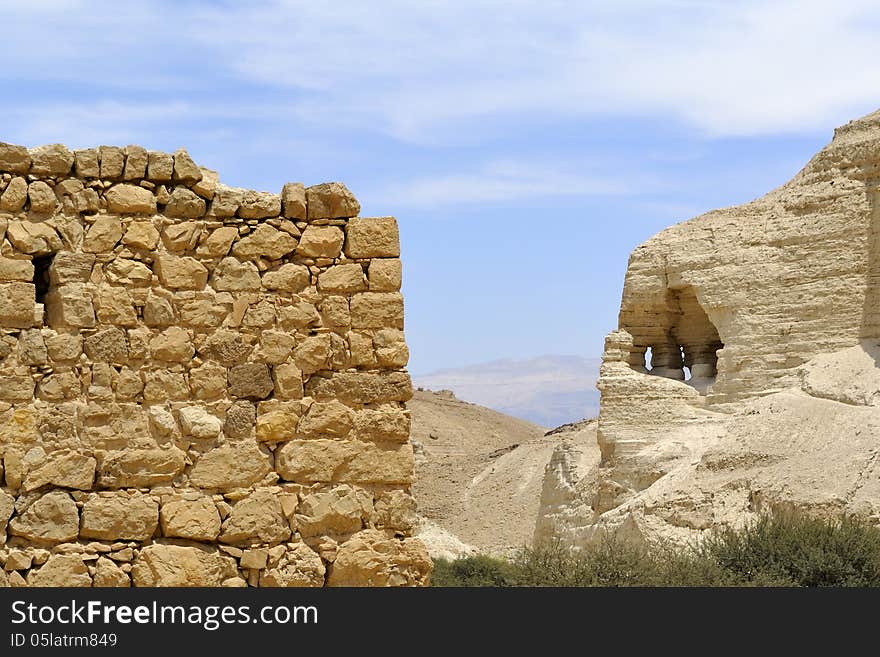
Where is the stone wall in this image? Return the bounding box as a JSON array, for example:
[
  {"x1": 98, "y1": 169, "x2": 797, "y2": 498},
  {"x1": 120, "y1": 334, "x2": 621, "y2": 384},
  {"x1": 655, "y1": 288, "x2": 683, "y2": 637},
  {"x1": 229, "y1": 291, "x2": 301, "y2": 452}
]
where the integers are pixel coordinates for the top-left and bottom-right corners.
[{"x1": 0, "y1": 142, "x2": 430, "y2": 587}]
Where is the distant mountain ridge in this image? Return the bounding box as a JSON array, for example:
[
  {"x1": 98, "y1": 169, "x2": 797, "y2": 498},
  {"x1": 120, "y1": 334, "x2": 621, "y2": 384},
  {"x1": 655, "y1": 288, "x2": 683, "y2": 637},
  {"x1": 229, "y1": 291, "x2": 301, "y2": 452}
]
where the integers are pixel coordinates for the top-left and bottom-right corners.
[{"x1": 412, "y1": 355, "x2": 600, "y2": 428}]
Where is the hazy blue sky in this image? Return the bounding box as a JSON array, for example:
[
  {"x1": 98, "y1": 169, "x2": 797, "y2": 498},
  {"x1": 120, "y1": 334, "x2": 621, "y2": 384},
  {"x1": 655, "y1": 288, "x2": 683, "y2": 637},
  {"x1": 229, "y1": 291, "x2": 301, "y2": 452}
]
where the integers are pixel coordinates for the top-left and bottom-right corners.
[{"x1": 3, "y1": 1, "x2": 880, "y2": 373}]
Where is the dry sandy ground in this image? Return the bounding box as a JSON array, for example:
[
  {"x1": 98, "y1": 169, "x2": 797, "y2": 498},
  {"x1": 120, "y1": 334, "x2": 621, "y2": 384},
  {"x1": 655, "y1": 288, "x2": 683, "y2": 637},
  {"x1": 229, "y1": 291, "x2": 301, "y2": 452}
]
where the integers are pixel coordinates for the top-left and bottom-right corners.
[{"x1": 409, "y1": 388, "x2": 594, "y2": 556}]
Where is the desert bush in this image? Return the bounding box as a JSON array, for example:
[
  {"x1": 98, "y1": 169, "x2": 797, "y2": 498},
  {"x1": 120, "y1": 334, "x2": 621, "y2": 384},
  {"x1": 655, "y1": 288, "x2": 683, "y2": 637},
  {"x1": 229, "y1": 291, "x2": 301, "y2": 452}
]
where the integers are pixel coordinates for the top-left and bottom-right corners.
[{"x1": 430, "y1": 509, "x2": 880, "y2": 587}]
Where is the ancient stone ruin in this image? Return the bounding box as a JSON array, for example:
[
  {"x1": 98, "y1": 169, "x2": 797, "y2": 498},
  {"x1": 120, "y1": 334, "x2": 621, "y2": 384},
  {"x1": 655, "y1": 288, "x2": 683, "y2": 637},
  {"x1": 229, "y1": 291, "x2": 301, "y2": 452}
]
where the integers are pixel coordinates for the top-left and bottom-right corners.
[
  {"x1": 0, "y1": 142, "x2": 430, "y2": 586},
  {"x1": 537, "y1": 109, "x2": 880, "y2": 546}
]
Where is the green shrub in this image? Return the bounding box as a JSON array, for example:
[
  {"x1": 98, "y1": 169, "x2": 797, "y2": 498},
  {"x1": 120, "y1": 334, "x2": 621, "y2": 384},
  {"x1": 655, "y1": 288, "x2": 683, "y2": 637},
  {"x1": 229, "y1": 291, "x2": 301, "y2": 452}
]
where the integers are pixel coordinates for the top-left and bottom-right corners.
[{"x1": 430, "y1": 509, "x2": 880, "y2": 587}]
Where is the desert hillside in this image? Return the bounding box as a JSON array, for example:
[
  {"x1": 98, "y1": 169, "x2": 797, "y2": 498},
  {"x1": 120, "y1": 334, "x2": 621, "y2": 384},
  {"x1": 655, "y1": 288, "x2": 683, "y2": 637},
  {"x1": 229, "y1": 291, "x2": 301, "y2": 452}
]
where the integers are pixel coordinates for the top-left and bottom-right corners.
[{"x1": 409, "y1": 389, "x2": 596, "y2": 557}]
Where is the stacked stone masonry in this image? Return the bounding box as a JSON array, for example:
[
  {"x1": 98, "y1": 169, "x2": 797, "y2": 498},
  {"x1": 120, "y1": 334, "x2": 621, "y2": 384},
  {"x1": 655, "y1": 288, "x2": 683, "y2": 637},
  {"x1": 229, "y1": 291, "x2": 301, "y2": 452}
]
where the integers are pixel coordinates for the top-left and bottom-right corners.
[{"x1": 0, "y1": 142, "x2": 430, "y2": 587}]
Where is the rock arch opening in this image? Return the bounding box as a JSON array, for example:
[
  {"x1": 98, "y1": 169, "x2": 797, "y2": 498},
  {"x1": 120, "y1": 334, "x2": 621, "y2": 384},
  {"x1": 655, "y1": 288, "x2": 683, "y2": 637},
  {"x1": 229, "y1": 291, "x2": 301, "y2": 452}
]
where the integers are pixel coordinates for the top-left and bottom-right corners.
[{"x1": 628, "y1": 285, "x2": 723, "y2": 393}]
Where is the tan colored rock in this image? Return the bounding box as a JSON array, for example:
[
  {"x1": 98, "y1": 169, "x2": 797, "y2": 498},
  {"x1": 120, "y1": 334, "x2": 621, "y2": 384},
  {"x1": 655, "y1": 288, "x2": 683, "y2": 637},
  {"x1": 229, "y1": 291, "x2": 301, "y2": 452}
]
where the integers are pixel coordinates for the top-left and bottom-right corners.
[
  {"x1": 123, "y1": 144, "x2": 148, "y2": 180},
  {"x1": 9, "y1": 490, "x2": 79, "y2": 544},
  {"x1": 178, "y1": 406, "x2": 222, "y2": 439},
  {"x1": 189, "y1": 441, "x2": 272, "y2": 489},
  {"x1": 0, "y1": 142, "x2": 31, "y2": 174},
  {"x1": 259, "y1": 542, "x2": 325, "y2": 587},
  {"x1": 344, "y1": 217, "x2": 399, "y2": 258},
  {"x1": 23, "y1": 450, "x2": 96, "y2": 491},
  {"x1": 281, "y1": 182, "x2": 307, "y2": 219},
  {"x1": 97, "y1": 447, "x2": 186, "y2": 488},
  {"x1": 297, "y1": 400, "x2": 353, "y2": 438},
  {"x1": 196, "y1": 226, "x2": 238, "y2": 257},
  {"x1": 30, "y1": 144, "x2": 74, "y2": 176},
  {"x1": 27, "y1": 181, "x2": 57, "y2": 214},
  {"x1": 105, "y1": 184, "x2": 156, "y2": 214},
  {"x1": 0, "y1": 491, "x2": 14, "y2": 544},
  {"x1": 154, "y1": 254, "x2": 208, "y2": 290},
  {"x1": 0, "y1": 176, "x2": 27, "y2": 212},
  {"x1": 273, "y1": 363, "x2": 304, "y2": 400},
  {"x1": 354, "y1": 406, "x2": 410, "y2": 442},
  {"x1": 160, "y1": 496, "x2": 221, "y2": 541},
  {"x1": 6, "y1": 221, "x2": 62, "y2": 255},
  {"x1": 93, "y1": 285, "x2": 137, "y2": 325},
  {"x1": 0, "y1": 257, "x2": 33, "y2": 282},
  {"x1": 228, "y1": 363, "x2": 274, "y2": 399},
  {"x1": 327, "y1": 530, "x2": 430, "y2": 586},
  {"x1": 188, "y1": 362, "x2": 227, "y2": 400},
  {"x1": 262, "y1": 263, "x2": 310, "y2": 292},
  {"x1": 147, "y1": 151, "x2": 173, "y2": 181},
  {"x1": 132, "y1": 543, "x2": 236, "y2": 587},
  {"x1": 83, "y1": 215, "x2": 123, "y2": 252},
  {"x1": 93, "y1": 556, "x2": 131, "y2": 587},
  {"x1": 210, "y1": 256, "x2": 261, "y2": 291},
  {"x1": 238, "y1": 190, "x2": 281, "y2": 219},
  {"x1": 219, "y1": 487, "x2": 291, "y2": 545},
  {"x1": 241, "y1": 547, "x2": 268, "y2": 569},
  {"x1": 74, "y1": 148, "x2": 99, "y2": 177},
  {"x1": 350, "y1": 292, "x2": 404, "y2": 329},
  {"x1": 296, "y1": 225, "x2": 344, "y2": 258},
  {"x1": 165, "y1": 186, "x2": 206, "y2": 218},
  {"x1": 45, "y1": 285, "x2": 95, "y2": 328},
  {"x1": 99, "y1": 146, "x2": 125, "y2": 178},
  {"x1": 211, "y1": 185, "x2": 242, "y2": 217},
  {"x1": 50, "y1": 252, "x2": 94, "y2": 284},
  {"x1": 318, "y1": 263, "x2": 366, "y2": 293},
  {"x1": 27, "y1": 554, "x2": 91, "y2": 587},
  {"x1": 305, "y1": 370, "x2": 413, "y2": 404},
  {"x1": 149, "y1": 326, "x2": 194, "y2": 362},
  {"x1": 306, "y1": 182, "x2": 360, "y2": 219},
  {"x1": 276, "y1": 439, "x2": 414, "y2": 484},
  {"x1": 232, "y1": 224, "x2": 297, "y2": 260},
  {"x1": 368, "y1": 258, "x2": 402, "y2": 291},
  {"x1": 122, "y1": 221, "x2": 160, "y2": 250},
  {"x1": 172, "y1": 148, "x2": 203, "y2": 184},
  {"x1": 80, "y1": 492, "x2": 159, "y2": 541},
  {"x1": 296, "y1": 486, "x2": 369, "y2": 537},
  {"x1": 256, "y1": 406, "x2": 301, "y2": 443}
]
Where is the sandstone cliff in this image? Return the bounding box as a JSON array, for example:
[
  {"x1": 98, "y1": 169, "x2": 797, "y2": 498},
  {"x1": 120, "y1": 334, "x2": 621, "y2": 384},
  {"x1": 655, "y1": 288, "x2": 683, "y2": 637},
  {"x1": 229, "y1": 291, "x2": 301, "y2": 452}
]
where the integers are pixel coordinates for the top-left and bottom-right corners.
[{"x1": 537, "y1": 109, "x2": 880, "y2": 546}]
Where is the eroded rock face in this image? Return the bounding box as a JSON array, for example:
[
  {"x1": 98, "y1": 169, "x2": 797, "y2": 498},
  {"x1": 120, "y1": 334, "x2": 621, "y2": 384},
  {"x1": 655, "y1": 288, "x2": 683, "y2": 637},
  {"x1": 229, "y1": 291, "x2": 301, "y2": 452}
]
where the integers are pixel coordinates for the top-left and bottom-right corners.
[
  {"x1": 537, "y1": 108, "x2": 880, "y2": 547},
  {"x1": 0, "y1": 141, "x2": 426, "y2": 587}
]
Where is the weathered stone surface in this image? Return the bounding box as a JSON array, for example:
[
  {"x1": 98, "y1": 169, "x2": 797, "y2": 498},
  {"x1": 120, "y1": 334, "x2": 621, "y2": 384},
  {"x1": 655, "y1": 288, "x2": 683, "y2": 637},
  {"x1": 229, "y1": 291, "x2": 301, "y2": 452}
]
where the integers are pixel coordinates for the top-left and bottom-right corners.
[
  {"x1": 354, "y1": 406, "x2": 410, "y2": 442},
  {"x1": 23, "y1": 450, "x2": 96, "y2": 491},
  {"x1": 256, "y1": 406, "x2": 301, "y2": 443},
  {"x1": 259, "y1": 542, "x2": 325, "y2": 587},
  {"x1": 345, "y1": 217, "x2": 400, "y2": 258},
  {"x1": 211, "y1": 185, "x2": 242, "y2": 217},
  {"x1": 318, "y1": 263, "x2": 366, "y2": 293},
  {"x1": 327, "y1": 530, "x2": 431, "y2": 586},
  {"x1": 165, "y1": 186, "x2": 206, "y2": 218},
  {"x1": 80, "y1": 492, "x2": 159, "y2": 541},
  {"x1": 262, "y1": 263, "x2": 310, "y2": 292},
  {"x1": 148, "y1": 151, "x2": 174, "y2": 181},
  {"x1": 74, "y1": 148, "x2": 99, "y2": 177},
  {"x1": 305, "y1": 371, "x2": 413, "y2": 404},
  {"x1": 0, "y1": 176, "x2": 28, "y2": 212},
  {"x1": 93, "y1": 556, "x2": 131, "y2": 587},
  {"x1": 132, "y1": 544, "x2": 236, "y2": 587},
  {"x1": 172, "y1": 148, "x2": 203, "y2": 184},
  {"x1": 9, "y1": 491, "x2": 79, "y2": 544},
  {"x1": 296, "y1": 486, "x2": 369, "y2": 537},
  {"x1": 350, "y1": 292, "x2": 404, "y2": 329},
  {"x1": 84, "y1": 215, "x2": 124, "y2": 252},
  {"x1": 296, "y1": 225, "x2": 344, "y2": 258},
  {"x1": 160, "y1": 496, "x2": 221, "y2": 541},
  {"x1": 0, "y1": 282, "x2": 35, "y2": 328},
  {"x1": 210, "y1": 256, "x2": 261, "y2": 291},
  {"x1": 306, "y1": 182, "x2": 360, "y2": 219},
  {"x1": 149, "y1": 326, "x2": 194, "y2": 362},
  {"x1": 154, "y1": 254, "x2": 208, "y2": 290},
  {"x1": 196, "y1": 226, "x2": 238, "y2": 257},
  {"x1": 273, "y1": 363, "x2": 304, "y2": 400},
  {"x1": 0, "y1": 491, "x2": 14, "y2": 544},
  {"x1": 122, "y1": 221, "x2": 160, "y2": 250},
  {"x1": 6, "y1": 221, "x2": 62, "y2": 255},
  {"x1": 46, "y1": 285, "x2": 95, "y2": 328},
  {"x1": 220, "y1": 487, "x2": 291, "y2": 545},
  {"x1": 232, "y1": 224, "x2": 296, "y2": 260},
  {"x1": 27, "y1": 554, "x2": 91, "y2": 587},
  {"x1": 276, "y1": 439, "x2": 414, "y2": 484},
  {"x1": 189, "y1": 441, "x2": 272, "y2": 489},
  {"x1": 228, "y1": 363, "x2": 274, "y2": 399},
  {"x1": 123, "y1": 144, "x2": 148, "y2": 180},
  {"x1": 368, "y1": 258, "x2": 402, "y2": 291},
  {"x1": 105, "y1": 184, "x2": 157, "y2": 214},
  {"x1": 93, "y1": 285, "x2": 137, "y2": 325},
  {"x1": 0, "y1": 257, "x2": 33, "y2": 282},
  {"x1": 30, "y1": 144, "x2": 74, "y2": 176},
  {"x1": 178, "y1": 406, "x2": 222, "y2": 439},
  {"x1": 0, "y1": 142, "x2": 31, "y2": 174},
  {"x1": 238, "y1": 190, "x2": 281, "y2": 219},
  {"x1": 297, "y1": 400, "x2": 354, "y2": 438},
  {"x1": 99, "y1": 146, "x2": 125, "y2": 178},
  {"x1": 281, "y1": 182, "x2": 307, "y2": 219},
  {"x1": 50, "y1": 253, "x2": 95, "y2": 285},
  {"x1": 27, "y1": 181, "x2": 56, "y2": 214},
  {"x1": 97, "y1": 447, "x2": 186, "y2": 488}
]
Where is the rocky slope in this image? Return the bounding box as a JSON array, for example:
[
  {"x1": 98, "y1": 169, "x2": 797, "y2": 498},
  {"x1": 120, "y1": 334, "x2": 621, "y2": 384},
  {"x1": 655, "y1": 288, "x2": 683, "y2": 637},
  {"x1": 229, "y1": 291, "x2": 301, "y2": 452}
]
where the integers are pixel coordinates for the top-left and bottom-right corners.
[
  {"x1": 409, "y1": 389, "x2": 596, "y2": 557},
  {"x1": 535, "y1": 108, "x2": 880, "y2": 547}
]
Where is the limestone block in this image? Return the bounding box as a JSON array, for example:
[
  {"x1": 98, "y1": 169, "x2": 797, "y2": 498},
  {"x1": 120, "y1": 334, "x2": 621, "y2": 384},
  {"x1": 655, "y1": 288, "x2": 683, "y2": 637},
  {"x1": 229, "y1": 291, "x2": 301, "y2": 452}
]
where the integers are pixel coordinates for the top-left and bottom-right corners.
[
  {"x1": 276, "y1": 300, "x2": 320, "y2": 330},
  {"x1": 273, "y1": 363, "x2": 304, "y2": 400},
  {"x1": 327, "y1": 530, "x2": 431, "y2": 586},
  {"x1": 305, "y1": 182, "x2": 360, "y2": 219},
  {"x1": 228, "y1": 363, "x2": 274, "y2": 399},
  {"x1": 319, "y1": 295, "x2": 351, "y2": 328},
  {"x1": 318, "y1": 263, "x2": 366, "y2": 293},
  {"x1": 0, "y1": 282, "x2": 35, "y2": 328},
  {"x1": 165, "y1": 187, "x2": 206, "y2": 218},
  {"x1": 9, "y1": 490, "x2": 79, "y2": 544},
  {"x1": 368, "y1": 258, "x2": 402, "y2": 291},
  {"x1": 83, "y1": 215, "x2": 123, "y2": 252},
  {"x1": 122, "y1": 221, "x2": 160, "y2": 250},
  {"x1": 0, "y1": 491, "x2": 14, "y2": 544},
  {"x1": 104, "y1": 258, "x2": 152, "y2": 286},
  {"x1": 49, "y1": 252, "x2": 95, "y2": 285},
  {"x1": 297, "y1": 400, "x2": 354, "y2": 438},
  {"x1": 0, "y1": 176, "x2": 27, "y2": 212},
  {"x1": 143, "y1": 293, "x2": 175, "y2": 326},
  {"x1": 45, "y1": 286, "x2": 94, "y2": 328},
  {"x1": 104, "y1": 185, "x2": 156, "y2": 214},
  {"x1": 344, "y1": 217, "x2": 400, "y2": 258},
  {"x1": 281, "y1": 182, "x2": 307, "y2": 219},
  {"x1": 27, "y1": 181, "x2": 57, "y2": 214},
  {"x1": 6, "y1": 221, "x2": 62, "y2": 255},
  {"x1": 98, "y1": 146, "x2": 125, "y2": 178},
  {"x1": 45, "y1": 332, "x2": 83, "y2": 361},
  {"x1": 97, "y1": 447, "x2": 186, "y2": 488},
  {"x1": 149, "y1": 326, "x2": 194, "y2": 362},
  {"x1": 238, "y1": 190, "x2": 281, "y2": 219},
  {"x1": 241, "y1": 300, "x2": 276, "y2": 329},
  {"x1": 350, "y1": 292, "x2": 404, "y2": 329},
  {"x1": 219, "y1": 487, "x2": 291, "y2": 546},
  {"x1": 197, "y1": 329, "x2": 253, "y2": 365},
  {"x1": 210, "y1": 256, "x2": 261, "y2": 292},
  {"x1": 80, "y1": 492, "x2": 159, "y2": 541},
  {"x1": 262, "y1": 263, "x2": 310, "y2": 293},
  {"x1": 0, "y1": 142, "x2": 31, "y2": 174},
  {"x1": 36, "y1": 371, "x2": 82, "y2": 402},
  {"x1": 123, "y1": 144, "x2": 148, "y2": 180},
  {"x1": 30, "y1": 144, "x2": 74, "y2": 176},
  {"x1": 22, "y1": 450, "x2": 95, "y2": 491},
  {"x1": 196, "y1": 226, "x2": 238, "y2": 257},
  {"x1": 131, "y1": 544, "x2": 236, "y2": 587},
  {"x1": 296, "y1": 225, "x2": 344, "y2": 258},
  {"x1": 192, "y1": 167, "x2": 218, "y2": 199},
  {"x1": 27, "y1": 554, "x2": 91, "y2": 587},
  {"x1": 254, "y1": 330, "x2": 295, "y2": 365},
  {"x1": 188, "y1": 362, "x2": 227, "y2": 400},
  {"x1": 256, "y1": 405, "x2": 301, "y2": 443},
  {"x1": 154, "y1": 254, "x2": 208, "y2": 290},
  {"x1": 178, "y1": 406, "x2": 222, "y2": 439},
  {"x1": 93, "y1": 285, "x2": 137, "y2": 326},
  {"x1": 304, "y1": 370, "x2": 413, "y2": 404},
  {"x1": 93, "y1": 556, "x2": 131, "y2": 587},
  {"x1": 143, "y1": 370, "x2": 189, "y2": 401},
  {"x1": 147, "y1": 150, "x2": 174, "y2": 182},
  {"x1": 259, "y1": 542, "x2": 325, "y2": 587},
  {"x1": 188, "y1": 441, "x2": 272, "y2": 489},
  {"x1": 0, "y1": 374, "x2": 35, "y2": 403},
  {"x1": 224, "y1": 400, "x2": 256, "y2": 439},
  {"x1": 375, "y1": 490, "x2": 417, "y2": 532},
  {"x1": 172, "y1": 148, "x2": 203, "y2": 184},
  {"x1": 296, "y1": 486, "x2": 370, "y2": 537},
  {"x1": 211, "y1": 185, "x2": 242, "y2": 217},
  {"x1": 160, "y1": 495, "x2": 221, "y2": 541},
  {"x1": 232, "y1": 224, "x2": 297, "y2": 260},
  {"x1": 275, "y1": 439, "x2": 414, "y2": 484},
  {"x1": 83, "y1": 327, "x2": 128, "y2": 363},
  {"x1": 354, "y1": 406, "x2": 410, "y2": 442}
]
